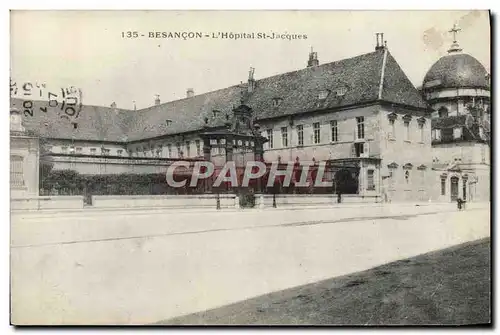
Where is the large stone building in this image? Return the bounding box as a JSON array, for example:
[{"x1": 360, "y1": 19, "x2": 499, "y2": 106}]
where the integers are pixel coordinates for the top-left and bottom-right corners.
[{"x1": 10, "y1": 28, "x2": 490, "y2": 203}]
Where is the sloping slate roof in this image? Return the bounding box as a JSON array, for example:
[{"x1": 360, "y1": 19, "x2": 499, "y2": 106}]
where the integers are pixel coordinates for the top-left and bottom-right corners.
[
  {"x1": 10, "y1": 98, "x2": 132, "y2": 142},
  {"x1": 127, "y1": 85, "x2": 243, "y2": 141},
  {"x1": 381, "y1": 53, "x2": 428, "y2": 109},
  {"x1": 11, "y1": 49, "x2": 427, "y2": 143}
]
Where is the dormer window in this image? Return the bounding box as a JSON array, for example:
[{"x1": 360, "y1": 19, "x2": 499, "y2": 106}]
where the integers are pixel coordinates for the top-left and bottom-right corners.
[
  {"x1": 336, "y1": 87, "x2": 347, "y2": 96},
  {"x1": 318, "y1": 90, "x2": 330, "y2": 100},
  {"x1": 272, "y1": 97, "x2": 283, "y2": 107},
  {"x1": 438, "y1": 107, "x2": 448, "y2": 118}
]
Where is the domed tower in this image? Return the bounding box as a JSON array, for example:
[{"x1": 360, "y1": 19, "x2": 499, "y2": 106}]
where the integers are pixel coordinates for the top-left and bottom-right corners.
[
  {"x1": 422, "y1": 23, "x2": 490, "y2": 120},
  {"x1": 422, "y1": 23, "x2": 490, "y2": 203}
]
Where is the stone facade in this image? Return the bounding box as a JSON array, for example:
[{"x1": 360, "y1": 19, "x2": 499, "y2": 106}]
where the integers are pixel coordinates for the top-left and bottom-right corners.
[{"x1": 10, "y1": 109, "x2": 40, "y2": 198}]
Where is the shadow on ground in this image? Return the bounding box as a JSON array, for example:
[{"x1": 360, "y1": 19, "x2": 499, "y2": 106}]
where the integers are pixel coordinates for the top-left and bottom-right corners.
[{"x1": 157, "y1": 238, "x2": 491, "y2": 326}]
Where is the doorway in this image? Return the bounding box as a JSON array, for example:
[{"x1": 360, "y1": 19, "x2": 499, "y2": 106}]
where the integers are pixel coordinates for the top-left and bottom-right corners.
[{"x1": 450, "y1": 176, "x2": 459, "y2": 202}]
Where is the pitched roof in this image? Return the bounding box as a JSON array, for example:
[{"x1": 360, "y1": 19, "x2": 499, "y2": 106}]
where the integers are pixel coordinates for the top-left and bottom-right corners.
[
  {"x1": 10, "y1": 98, "x2": 134, "y2": 142},
  {"x1": 11, "y1": 48, "x2": 428, "y2": 143}
]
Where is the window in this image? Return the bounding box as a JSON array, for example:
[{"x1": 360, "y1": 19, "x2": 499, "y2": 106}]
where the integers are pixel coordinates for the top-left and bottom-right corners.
[
  {"x1": 438, "y1": 107, "x2": 448, "y2": 118},
  {"x1": 330, "y1": 120, "x2": 338, "y2": 142},
  {"x1": 176, "y1": 142, "x2": 182, "y2": 158},
  {"x1": 336, "y1": 87, "x2": 347, "y2": 96},
  {"x1": 405, "y1": 170, "x2": 410, "y2": 184},
  {"x1": 281, "y1": 127, "x2": 288, "y2": 147},
  {"x1": 166, "y1": 119, "x2": 172, "y2": 126},
  {"x1": 273, "y1": 98, "x2": 283, "y2": 107},
  {"x1": 195, "y1": 140, "x2": 201, "y2": 156},
  {"x1": 72, "y1": 122, "x2": 78, "y2": 129},
  {"x1": 10, "y1": 155, "x2": 24, "y2": 187},
  {"x1": 356, "y1": 117, "x2": 364, "y2": 139},
  {"x1": 367, "y1": 170, "x2": 375, "y2": 190},
  {"x1": 185, "y1": 141, "x2": 191, "y2": 157},
  {"x1": 354, "y1": 142, "x2": 364, "y2": 157},
  {"x1": 297, "y1": 125, "x2": 304, "y2": 146},
  {"x1": 441, "y1": 178, "x2": 446, "y2": 195},
  {"x1": 101, "y1": 148, "x2": 110, "y2": 156},
  {"x1": 481, "y1": 146, "x2": 486, "y2": 163},
  {"x1": 453, "y1": 127, "x2": 462, "y2": 139},
  {"x1": 432, "y1": 129, "x2": 442, "y2": 141},
  {"x1": 313, "y1": 122, "x2": 321, "y2": 144},
  {"x1": 389, "y1": 119, "x2": 396, "y2": 139},
  {"x1": 404, "y1": 121, "x2": 410, "y2": 141},
  {"x1": 76, "y1": 147, "x2": 82, "y2": 154},
  {"x1": 266, "y1": 129, "x2": 274, "y2": 149},
  {"x1": 61, "y1": 146, "x2": 68, "y2": 154},
  {"x1": 117, "y1": 149, "x2": 123, "y2": 156},
  {"x1": 167, "y1": 144, "x2": 172, "y2": 158},
  {"x1": 90, "y1": 148, "x2": 96, "y2": 155},
  {"x1": 318, "y1": 90, "x2": 329, "y2": 100},
  {"x1": 69, "y1": 146, "x2": 75, "y2": 154},
  {"x1": 419, "y1": 123, "x2": 424, "y2": 142},
  {"x1": 155, "y1": 146, "x2": 162, "y2": 158}
]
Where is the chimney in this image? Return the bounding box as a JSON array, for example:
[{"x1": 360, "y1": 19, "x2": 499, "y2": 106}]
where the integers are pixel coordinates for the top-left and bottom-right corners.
[
  {"x1": 133, "y1": 100, "x2": 136, "y2": 111},
  {"x1": 375, "y1": 33, "x2": 386, "y2": 51},
  {"x1": 248, "y1": 67, "x2": 256, "y2": 93},
  {"x1": 110, "y1": 102, "x2": 117, "y2": 108},
  {"x1": 186, "y1": 88, "x2": 194, "y2": 98},
  {"x1": 154, "y1": 94, "x2": 161, "y2": 105},
  {"x1": 10, "y1": 108, "x2": 25, "y2": 133},
  {"x1": 307, "y1": 47, "x2": 319, "y2": 67}
]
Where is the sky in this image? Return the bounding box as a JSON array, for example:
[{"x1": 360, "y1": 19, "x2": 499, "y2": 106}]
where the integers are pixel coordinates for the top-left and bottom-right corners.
[{"x1": 10, "y1": 10, "x2": 490, "y2": 110}]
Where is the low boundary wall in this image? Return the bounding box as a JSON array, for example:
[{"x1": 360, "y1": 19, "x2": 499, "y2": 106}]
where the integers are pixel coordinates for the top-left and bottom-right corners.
[
  {"x1": 255, "y1": 194, "x2": 381, "y2": 208},
  {"x1": 11, "y1": 196, "x2": 85, "y2": 211},
  {"x1": 91, "y1": 194, "x2": 238, "y2": 209}
]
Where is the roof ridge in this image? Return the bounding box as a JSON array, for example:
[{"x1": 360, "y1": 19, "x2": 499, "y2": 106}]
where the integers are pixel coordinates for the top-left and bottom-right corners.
[
  {"x1": 138, "y1": 50, "x2": 381, "y2": 111},
  {"x1": 10, "y1": 97, "x2": 132, "y2": 113},
  {"x1": 378, "y1": 48, "x2": 389, "y2": 100}
]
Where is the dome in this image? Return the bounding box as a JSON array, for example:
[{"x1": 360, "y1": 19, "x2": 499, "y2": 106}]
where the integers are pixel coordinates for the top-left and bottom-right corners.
[{"x1": 423, "y1": 53, "x2": 489, "y2": 90}]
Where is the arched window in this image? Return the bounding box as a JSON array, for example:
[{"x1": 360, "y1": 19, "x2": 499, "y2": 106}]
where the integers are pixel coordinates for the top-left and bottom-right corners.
[{"x1": 438, "y1": 107, "x2": 449, "y2": 118}]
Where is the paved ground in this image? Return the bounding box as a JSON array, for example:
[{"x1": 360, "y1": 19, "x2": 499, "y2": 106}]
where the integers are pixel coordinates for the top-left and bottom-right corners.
[
  {"x1": 10, "y1": 203, "x2": 490, "y2": 325},
  {"x1": 161, "y1": 238, "x2": 491, "y2": 325}
]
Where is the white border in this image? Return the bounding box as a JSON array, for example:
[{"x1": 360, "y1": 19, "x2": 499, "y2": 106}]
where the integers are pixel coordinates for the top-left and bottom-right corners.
[{"x1": 2, "y1": 2, "x2": 497, "y2": 334}]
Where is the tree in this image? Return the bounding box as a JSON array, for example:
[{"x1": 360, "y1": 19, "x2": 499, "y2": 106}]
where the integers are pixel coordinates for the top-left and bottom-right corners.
[{"x1": 465, "y1": 105, "x2": 490, "y2": 147}]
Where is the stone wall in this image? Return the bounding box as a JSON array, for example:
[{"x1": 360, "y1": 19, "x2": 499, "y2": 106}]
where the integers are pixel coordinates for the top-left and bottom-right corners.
[{"x1": 91, "y1": 194, "x2": 237, "y2": 209}]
